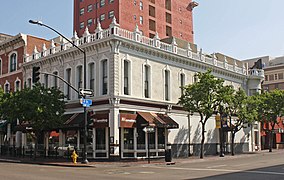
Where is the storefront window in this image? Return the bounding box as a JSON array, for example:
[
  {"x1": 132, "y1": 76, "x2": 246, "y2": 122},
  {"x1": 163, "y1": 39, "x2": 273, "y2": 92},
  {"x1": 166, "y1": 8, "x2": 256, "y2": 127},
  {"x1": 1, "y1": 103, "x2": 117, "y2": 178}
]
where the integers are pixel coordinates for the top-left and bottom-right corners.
[
  {"x1": 123, "y1": 128, "x2": 134, "y2": 149},
  {"x1": 96, "y1": 128, "x2": 106, "y2": 150},
  {"x1": 149, "y1": 131, "x2": 155, "y2": 149},
  {"x1": 137, "y1": 127, "x2": 145, "y2": 149},
  {"x1": 158, "y1": 128, "x2": 165, "y2": 149}
]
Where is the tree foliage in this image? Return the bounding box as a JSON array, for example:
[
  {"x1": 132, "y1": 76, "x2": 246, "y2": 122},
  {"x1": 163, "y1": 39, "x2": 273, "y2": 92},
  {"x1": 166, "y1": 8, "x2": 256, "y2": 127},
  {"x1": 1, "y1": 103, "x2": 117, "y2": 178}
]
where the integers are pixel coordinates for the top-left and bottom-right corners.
[
  {"x1": 0, "y1": 84, "x2": 66, "y2": 158},
  {"x1": 179, "y1": 69, "x2": 227, "y2": 158}
]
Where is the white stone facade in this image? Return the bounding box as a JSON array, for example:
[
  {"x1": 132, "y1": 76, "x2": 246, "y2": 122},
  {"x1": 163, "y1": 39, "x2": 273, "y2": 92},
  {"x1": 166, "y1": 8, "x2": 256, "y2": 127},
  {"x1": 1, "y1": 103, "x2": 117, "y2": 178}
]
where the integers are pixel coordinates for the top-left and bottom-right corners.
[{"x1": 22, "y1": 19, "x2": 264, "y2": 159}]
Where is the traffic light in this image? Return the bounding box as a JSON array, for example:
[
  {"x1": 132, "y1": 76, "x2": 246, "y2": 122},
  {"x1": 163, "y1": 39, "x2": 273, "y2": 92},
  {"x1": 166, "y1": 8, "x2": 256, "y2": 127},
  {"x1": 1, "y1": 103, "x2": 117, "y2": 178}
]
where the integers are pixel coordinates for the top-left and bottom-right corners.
[{"x1": 32, "y1": 66, "x2": 40, "y2": 83}]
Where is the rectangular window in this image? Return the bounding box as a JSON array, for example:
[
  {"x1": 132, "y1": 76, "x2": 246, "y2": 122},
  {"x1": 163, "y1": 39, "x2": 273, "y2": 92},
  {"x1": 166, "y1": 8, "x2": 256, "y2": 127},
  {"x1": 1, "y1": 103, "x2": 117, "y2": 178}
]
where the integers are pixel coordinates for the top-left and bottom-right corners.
[
  {"x1": 137, "y1": 127, "x2": 145, "y2": 149},
  {"x1": 96, "y1": 128, "x2": 106, "y2": 150},
  {"x1": 87, "y1": 4, "x2": 92, "y2": 12},
  {"x1": 139, "y1": 1, "x2": 143, "y2": 10},
  {"x1": 102, "y1": 60, "x2": 108, "y2": 95},
  {"x1": 80, "y1": 22, "x2": 84, "y2": 29},
  {"x1": 144, "y1": 65, "x2": 150, "y2": 98},
  {"x1": 87, "y1": 18, "x2": 92, "y2": 26},
  {"x1": 149, "y1": 5, "x2": 155, "y2": 17},
  {"x1": 100, "y1": 0, "x2": 105, "y2": 7},
  {"x1": 279, "y1": 73, "x2": 283, "y2": 80},
  {"x1": 165, "y1": 0, "x2": 171, "y2": 11},
  {"x1": 123, "y1": 128, "x2": 134, "y2": 150},
  {"x1": 275, "y1": 74, "x2": 278, "y2": 80},
  {"x1": 158, "y1": 128, "x2": 165, "y2": 149},
  {"x1": 66, "y1": 68, "x2": 71, "y2": 100},
  {"x1": 134, "y1": 0, "x2": 137, "y2": 5},
  {"x1": 265, "y1": 75, "x2": 268, "y2": 81},
  {"x1": 124, "y1": 61, "x2": 129, "y2": 95},
  {"x1": 166, "y1": 25, "x2": 172, "y2": 36},
  {"x1": 100, "y1": 14, "x2": 106, "y2": 21},
  {"x1": 89, "y1": 63, "x2": 95, "y2": 91},
  {"x1": 149, "y1": 19, "x2": 156, "y2": 31},
  {"x1": 165, "y1": 70, "x2": 170, "y2": 101},
  {"x1": 109, "y1": 0, "x2": 114, "y2": 3},
  {"x1": 108, "y1": 10, "x2": 114, "y2": 19},
  {"x1": 269, "y1": 74, "x2": 274, "y2": 81},
  {"x1": 166, "y1": 12, "x2": 172, "y2": 24},
  {"x1": 80, "y1": 8, "x2": 84, "y2": 16},
  {"x1": 139, "y1": 16, "x2": 143, "y2": 24}
]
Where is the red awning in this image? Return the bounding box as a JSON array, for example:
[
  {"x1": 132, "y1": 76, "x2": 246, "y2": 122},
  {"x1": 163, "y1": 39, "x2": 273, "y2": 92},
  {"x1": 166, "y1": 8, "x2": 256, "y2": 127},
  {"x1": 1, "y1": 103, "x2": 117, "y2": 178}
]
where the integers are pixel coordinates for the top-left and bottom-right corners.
[
  {"x1": 137, "y1": 112, "x2": 179, "y2": 129},
  {"x1": 120, "y1": 113, "x2": 137, "y2": 128}
]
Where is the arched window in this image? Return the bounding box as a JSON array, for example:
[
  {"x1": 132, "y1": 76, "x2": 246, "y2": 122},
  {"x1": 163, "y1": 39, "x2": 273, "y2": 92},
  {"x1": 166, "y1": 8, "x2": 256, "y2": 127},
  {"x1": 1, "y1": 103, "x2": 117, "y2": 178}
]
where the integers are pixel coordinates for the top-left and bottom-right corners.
[
  {"x1": 144, "y1": 65, "x2": 150, "y2": 98},
  {"x1": 10, "y1": 53, "x2": 17, "y2": 72},
  {"x1": 101, "y1": 60, "x2": 108, "y2": 95},
  {"x1": 88, "y1": 63, "x2": 95, "y2": 91},
  {"x1": 53, "y1": 71, "x2": 58, "y2": 88},
  {"x1": 65, "y1": 68, "x2": 72, "y2": 100},
  {"x1": 4, "y1": 83, "x2": 10, "y2": 93},
  {"x1": 164, "y1": 70, "x2": 170, "y2": 101},
  {"x1": 124, "y1": 60, "x2": 130, "y2": 95},
  {"x1": 15, "y1": 80, "x2": 21, "y2": 91}
]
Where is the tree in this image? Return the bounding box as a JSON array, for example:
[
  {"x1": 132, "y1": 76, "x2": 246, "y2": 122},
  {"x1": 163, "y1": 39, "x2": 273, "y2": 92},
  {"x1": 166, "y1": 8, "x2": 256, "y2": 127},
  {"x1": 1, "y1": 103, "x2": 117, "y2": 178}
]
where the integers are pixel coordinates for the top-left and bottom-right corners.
[
  {"x1": 0, "y1": 84, "x2": 66, "y2": 158},
  {"x1": 256, "y1": 89, "x2": 284, "y2": 152},
  {"x1": 179, "y1": 70, "x2": 225, "y2": 158},
  {"x1": 226, "y1": 88, "x2": 257, "y2": 155}
]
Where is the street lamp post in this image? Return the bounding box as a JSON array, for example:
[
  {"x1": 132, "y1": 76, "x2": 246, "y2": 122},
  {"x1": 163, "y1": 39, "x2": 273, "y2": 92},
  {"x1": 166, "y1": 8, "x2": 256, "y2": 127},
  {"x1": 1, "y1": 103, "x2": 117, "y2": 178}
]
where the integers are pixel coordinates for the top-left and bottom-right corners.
[{"x1": 29, "y1": 20, "x2": 89, "y2": 164}]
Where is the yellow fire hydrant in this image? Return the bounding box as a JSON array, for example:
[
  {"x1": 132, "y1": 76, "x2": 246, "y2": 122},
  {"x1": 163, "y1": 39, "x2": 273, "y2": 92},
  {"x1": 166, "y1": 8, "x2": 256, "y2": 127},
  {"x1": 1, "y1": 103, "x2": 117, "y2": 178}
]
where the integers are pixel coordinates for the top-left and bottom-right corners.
[{"x1": 71, "y1": 150, "x2": 78, "y2": 164}]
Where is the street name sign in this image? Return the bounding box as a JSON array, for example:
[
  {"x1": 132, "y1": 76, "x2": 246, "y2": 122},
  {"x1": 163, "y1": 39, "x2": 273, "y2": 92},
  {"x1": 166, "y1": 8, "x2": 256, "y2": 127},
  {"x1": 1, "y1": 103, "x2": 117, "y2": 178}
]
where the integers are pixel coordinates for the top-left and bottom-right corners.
[
  {"x1": 79, "y1": 88, "x2": 94, "y2": 97},
  {"x1": 80, "y1": 98, "x2": 92, "y2": 107}
]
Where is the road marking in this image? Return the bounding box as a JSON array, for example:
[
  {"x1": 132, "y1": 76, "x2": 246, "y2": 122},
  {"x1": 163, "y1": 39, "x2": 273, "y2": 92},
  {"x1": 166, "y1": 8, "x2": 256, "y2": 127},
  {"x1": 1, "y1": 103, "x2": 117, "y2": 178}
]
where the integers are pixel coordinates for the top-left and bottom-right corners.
[
  {"x1": 206, "y1": 164, "x2": 226, "y2": 168},
  {"x1": 149, "y1": 166, "x2": 284, "y2": 176}
]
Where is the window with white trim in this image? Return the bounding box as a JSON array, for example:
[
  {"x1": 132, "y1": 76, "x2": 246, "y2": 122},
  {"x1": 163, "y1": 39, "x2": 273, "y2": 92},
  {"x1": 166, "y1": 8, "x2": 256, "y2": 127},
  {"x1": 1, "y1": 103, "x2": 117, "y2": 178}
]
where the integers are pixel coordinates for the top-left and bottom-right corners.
[
  {"x1": 100, "y1": 0, "x2": 105, "y2": 7},
  {"x1": 139, "y1": 16, "x2": 143, "y2": 24},
  {"x1": 124, "y1": 60, "x2": 130, "y2": 95},
  {"x1": 89, "y1": 63, "x2": 95, "y2": 91},
  {"x1": 144, "y1": 65, "x2": 150, "y2": 98},
  {"x1": 10, "y1": 53, "x2": 17, "y2": 72},
  {"x1": 102, "y1": 60, "x2": 108, "y2": 95},
  {"x1": 80, "y1": 22, "x2": 84, "y2": 29},
  {"x1": 4, "y1": 83, "x2": 10, "y2": 93},
  {"x1": 87, "y1": 4, "x2": 92, "y2": 12},
  {"x1": 15, "y1": 80, "x2": 20, "y2": 91},
  {"x1": 164, "y1": 70, "x2": 170, "y2": 101},
  {"x1": 80, "y1": 8, "x2": 84, "y2": 16},
  {"x1": 139, "y1": 1, "x2": 143, "y2": 10},
  {"x1": 87, "y1": 18, "x2": 92, "y2": 26},
  {"x1": 108, "y1": 10, "x2": 114, "y2": 19},
  {"x1": 100, "y1": 14, "x2": 106, "y2": 21},
  {"x1": 65, "y1": 68, "x2": 71, "y2": 100}
]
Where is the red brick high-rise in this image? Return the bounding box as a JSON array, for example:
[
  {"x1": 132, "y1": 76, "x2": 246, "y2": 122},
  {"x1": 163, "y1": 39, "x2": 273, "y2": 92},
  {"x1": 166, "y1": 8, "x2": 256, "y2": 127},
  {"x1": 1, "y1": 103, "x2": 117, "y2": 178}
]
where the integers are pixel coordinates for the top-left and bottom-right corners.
[{"x1": 74, "y1": 0, "x2": 198, "y2": 43}]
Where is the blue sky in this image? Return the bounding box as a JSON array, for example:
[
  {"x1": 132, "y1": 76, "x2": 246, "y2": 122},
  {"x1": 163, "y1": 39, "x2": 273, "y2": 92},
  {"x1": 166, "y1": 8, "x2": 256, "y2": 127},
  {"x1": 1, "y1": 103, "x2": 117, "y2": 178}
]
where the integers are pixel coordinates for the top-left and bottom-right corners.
[{"x1": 1, "y1": 0, "x2": 284, "y2": 60}]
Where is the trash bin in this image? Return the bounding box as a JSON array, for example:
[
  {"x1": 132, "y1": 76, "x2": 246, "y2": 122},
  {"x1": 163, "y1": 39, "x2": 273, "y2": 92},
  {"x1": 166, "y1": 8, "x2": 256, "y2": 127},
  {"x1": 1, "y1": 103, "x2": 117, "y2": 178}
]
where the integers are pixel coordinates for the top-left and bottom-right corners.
[{"x1": 165, "y1": 149, "x2": 172, "y2": 162}]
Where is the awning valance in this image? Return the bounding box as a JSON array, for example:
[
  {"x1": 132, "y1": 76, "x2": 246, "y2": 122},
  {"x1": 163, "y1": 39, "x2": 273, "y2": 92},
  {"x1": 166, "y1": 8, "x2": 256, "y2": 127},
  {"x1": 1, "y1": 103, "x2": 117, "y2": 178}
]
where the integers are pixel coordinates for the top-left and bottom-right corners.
[
  {"x1": 137, "y1": 112, "x2": 179, "y2": 129},
  {"x1": 92, "y1": 113, "x2": 109, "y2": 128},
  {"x1": 120, "y1": 113, "x2": 137, "y2": 128}
]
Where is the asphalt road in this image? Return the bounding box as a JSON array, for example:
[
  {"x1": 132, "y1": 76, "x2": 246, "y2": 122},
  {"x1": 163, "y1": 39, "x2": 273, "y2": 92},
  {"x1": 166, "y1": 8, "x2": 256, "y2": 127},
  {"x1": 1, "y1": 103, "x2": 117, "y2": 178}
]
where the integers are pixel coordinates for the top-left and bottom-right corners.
[{"x1": 0, "y1": 150, "x2": 283, "y2": 180}]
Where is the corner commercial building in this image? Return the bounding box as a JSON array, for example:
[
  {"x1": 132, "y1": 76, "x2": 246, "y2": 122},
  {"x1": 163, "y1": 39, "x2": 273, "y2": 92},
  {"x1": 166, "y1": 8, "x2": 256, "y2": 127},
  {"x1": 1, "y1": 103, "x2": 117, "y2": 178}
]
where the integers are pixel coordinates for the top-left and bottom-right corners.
[{"x1": 21, "y1": 19, "x2": 263, "y2": 159}]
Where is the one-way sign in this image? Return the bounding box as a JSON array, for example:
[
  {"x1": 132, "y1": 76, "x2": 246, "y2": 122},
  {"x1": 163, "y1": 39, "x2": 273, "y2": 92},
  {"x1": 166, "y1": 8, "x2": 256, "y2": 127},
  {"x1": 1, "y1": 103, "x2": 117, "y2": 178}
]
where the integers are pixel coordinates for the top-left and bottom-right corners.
[{"x1": 79, "y1": 88, "x2": 94, "y2": 97}]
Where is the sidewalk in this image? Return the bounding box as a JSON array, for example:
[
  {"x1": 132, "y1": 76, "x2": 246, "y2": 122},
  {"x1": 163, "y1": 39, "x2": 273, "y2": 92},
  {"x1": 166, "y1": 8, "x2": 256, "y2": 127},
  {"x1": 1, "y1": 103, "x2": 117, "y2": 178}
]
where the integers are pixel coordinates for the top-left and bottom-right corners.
[{"x1": 0, "y1": 149, "x2": 282, "y2": 168}]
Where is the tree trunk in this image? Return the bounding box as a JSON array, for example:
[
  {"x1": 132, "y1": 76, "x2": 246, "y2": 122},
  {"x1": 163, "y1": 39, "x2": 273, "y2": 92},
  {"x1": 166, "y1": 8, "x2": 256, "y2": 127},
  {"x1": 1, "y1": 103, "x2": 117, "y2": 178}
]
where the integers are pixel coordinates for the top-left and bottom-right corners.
[
  {"x1": 200, "y1": 122, "x2": 205, "y2": 159},
  {"x1": 268, "y1": 131, "x2": 272, "y2": 152},
  {"x1": 231, "y1": 132, "x2": 235, "y2": 156},
  {"x1": 33, "y1": 134, "x2": 38, "y2": 160}
]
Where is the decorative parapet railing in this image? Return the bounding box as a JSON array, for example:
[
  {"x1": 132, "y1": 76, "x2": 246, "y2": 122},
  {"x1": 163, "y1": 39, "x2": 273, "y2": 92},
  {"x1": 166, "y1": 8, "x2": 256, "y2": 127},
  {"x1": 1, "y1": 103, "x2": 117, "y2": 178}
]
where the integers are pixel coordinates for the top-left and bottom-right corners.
[{"x1": 24, "y1": 17, "x2": 263, "y2": 78}]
